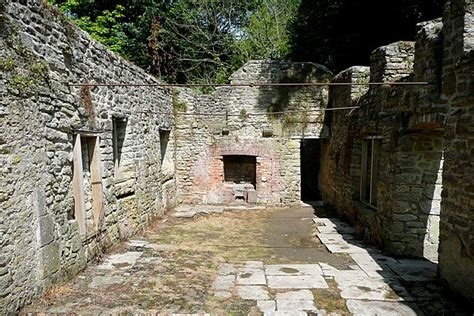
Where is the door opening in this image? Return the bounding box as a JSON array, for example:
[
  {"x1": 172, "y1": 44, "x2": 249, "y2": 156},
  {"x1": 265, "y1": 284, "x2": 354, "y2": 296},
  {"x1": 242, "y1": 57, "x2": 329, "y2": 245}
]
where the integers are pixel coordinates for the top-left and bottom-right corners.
[{"x1": 301, "y1": 139, "x2": 322, "y2": 201}]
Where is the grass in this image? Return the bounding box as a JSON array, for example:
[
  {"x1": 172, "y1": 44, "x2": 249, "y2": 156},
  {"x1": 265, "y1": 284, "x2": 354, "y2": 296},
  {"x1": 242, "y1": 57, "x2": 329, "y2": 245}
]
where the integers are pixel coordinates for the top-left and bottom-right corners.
[
  {"x1": 23, "y1": 208, "x2": 352, "y2": 314},
  {"x1": 312, "y1": 279, "x2": 350, "y2": 315},
  {"x1": 39, "y1": 284, "x2": 75, "y2": 306}
]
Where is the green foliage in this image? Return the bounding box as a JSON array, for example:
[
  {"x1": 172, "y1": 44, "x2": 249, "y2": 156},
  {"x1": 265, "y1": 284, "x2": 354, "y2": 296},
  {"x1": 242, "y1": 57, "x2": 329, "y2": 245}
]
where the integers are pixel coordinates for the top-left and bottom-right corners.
[
  {"x1": 7, "y1": 75, "x2": 36, "y2": 94},
  {"x1": 0, "y1": 57, "x2": 16, "y2": 72},
  {"x1": 46, "y1": 0, "x2": 299, "y2": 84},
  {"x1": 16, "y1": 44, "x2": 35, "y2": 61},
  {"x1": 49, "y1": 0, "x2": 128, "y2": 55},
  {"x1": 172, "y1": 89, "x2": 187, "y2": 113},
  {"x1": 289, "y1": 0, "x2": 446, "y2": 72},
  {"x1": 75, "y1": 6, "x2": 127, "y2": 54},
  {"x1": 235, "y1": 0, "x2": 300, "y2": 62},
  {"x1": 28, "y1": 61, "x2": 50, "y2": 81}
]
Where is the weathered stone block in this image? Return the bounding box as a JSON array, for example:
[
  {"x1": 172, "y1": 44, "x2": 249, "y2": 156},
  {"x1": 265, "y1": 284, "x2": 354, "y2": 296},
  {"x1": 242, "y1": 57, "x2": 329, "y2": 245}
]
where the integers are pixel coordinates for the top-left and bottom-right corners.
[
  {"x1": 40, "y1": 241, "x2": 60, "y2": 279},
  {"x1": 247, "y1": 189, "x2": 257, "y2": 204},
  {"x1": 38, "y1": 215, "x2": 55, "y2": 247}
]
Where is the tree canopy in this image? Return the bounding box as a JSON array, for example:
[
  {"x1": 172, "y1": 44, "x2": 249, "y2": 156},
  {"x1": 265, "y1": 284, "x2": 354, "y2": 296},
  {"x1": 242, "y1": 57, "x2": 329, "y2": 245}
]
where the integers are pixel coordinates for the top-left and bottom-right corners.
[
  {"x1": 288, "y1": 0, "x2": 446, "y2": 72},
  {"x1": 48, "y1": 0, "x2": 446, "y2": 82},
  {"x1": 48, "y1": 0, "x2": 299, "y2": 84}
]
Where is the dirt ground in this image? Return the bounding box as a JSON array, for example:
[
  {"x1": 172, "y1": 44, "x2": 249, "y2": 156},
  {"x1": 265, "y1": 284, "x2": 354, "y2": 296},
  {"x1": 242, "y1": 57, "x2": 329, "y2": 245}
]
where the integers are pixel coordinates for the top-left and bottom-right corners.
[{"x1": 21, "y1": 205, "x2": 471, "y2": 315}]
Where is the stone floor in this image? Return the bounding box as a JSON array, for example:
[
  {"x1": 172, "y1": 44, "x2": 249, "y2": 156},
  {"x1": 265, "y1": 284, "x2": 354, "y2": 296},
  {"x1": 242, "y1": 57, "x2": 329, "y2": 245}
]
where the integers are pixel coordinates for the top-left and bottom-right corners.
[{"x1": 21, "y1": 204, "x2": 471, "y2": 315}]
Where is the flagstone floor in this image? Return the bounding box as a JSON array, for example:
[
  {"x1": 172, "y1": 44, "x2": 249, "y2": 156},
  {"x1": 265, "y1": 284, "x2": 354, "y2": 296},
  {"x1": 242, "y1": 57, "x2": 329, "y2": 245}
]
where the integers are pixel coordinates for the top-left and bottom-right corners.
[{"x1": 21, "y1": 204, "x2": 471, "y2": 315}]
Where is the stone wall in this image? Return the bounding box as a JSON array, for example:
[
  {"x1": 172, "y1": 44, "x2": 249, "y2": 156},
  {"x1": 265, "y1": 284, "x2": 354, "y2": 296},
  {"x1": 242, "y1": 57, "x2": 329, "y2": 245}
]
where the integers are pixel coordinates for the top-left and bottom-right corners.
[
  {"x1": 174, "y1": 61, "x2": 332, "y2": 205},
  {"x1": 0, "y1": 1, "x2": 176, "y2": 312},
  {"x1": 321, "y1": 21, "x2": 445, "y2": 260},
  {"x1": 438, "y1": 0, "x2": 474, "y2": 304},
  {"x1": 322, "y1": 0, "x2": 474, "y2": 305}
]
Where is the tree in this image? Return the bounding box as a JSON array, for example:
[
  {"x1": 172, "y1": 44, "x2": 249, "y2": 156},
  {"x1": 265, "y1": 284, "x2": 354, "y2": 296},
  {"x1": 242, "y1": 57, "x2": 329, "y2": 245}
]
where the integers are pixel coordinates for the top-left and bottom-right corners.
[
  {"x1": 152, "y1": 0, "x2": 254, "y2": 83},
  {"x1": 289, "y1": 0, "x2": 446, "y2": 72},
  {"x1": 47, "y1": 0, "x2": 299, "y2": 84},
  {"x1": 235, "y1": 0, "x2": 300, "y2": 62}
]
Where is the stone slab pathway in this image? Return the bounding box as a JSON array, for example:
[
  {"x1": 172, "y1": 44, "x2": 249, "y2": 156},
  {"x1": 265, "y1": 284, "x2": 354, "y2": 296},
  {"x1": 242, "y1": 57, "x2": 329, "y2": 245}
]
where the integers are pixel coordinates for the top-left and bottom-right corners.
[{"x1": 21, "y1": 205, "x2": 470, "y2": 315}]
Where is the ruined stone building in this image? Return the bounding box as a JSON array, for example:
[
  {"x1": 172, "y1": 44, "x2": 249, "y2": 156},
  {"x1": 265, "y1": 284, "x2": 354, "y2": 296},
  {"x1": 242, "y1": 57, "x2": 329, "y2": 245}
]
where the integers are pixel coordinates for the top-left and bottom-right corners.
[{"x1": 0, "y1": 0, "x2": 473, "y2": 312}]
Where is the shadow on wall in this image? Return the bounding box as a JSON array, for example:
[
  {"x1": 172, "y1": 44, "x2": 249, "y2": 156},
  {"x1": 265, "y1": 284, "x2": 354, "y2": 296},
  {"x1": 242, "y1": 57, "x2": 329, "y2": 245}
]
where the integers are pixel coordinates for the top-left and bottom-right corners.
[
  {"x1": 251, "y1": 61, "x2": 332, "y2": 202},
  {"x1": 319, "y1": 63, "x2": 444, "y2": 262}
]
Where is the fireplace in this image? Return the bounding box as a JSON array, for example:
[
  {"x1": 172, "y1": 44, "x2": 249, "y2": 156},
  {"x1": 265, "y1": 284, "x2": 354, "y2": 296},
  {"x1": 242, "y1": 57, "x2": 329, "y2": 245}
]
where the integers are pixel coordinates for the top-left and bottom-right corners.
[
  {"x1": 223, "y1": 155, "x2": 256, "y2": 186},
  {"x1": 223, "y1": 155, "x2": 257, "y2": 203}
]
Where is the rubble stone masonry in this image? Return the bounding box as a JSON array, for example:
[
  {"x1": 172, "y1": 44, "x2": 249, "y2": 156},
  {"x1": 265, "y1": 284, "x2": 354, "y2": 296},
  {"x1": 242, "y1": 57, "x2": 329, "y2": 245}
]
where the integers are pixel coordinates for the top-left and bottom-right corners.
[
  {"x1": 174, "y1": 61, "x2": 332, "y2": 205},
  {"x1": 0, "y1": 1, "x2": 176, "y2": 312},
  {"x1": 438, "y1": 0, "x2": 474, "y2": 304},
  {"x1": 0, "y1": 0, "x2": 473, "y2": 312},
  {"x1": 321, "y1": 0, "x2": 474, "y2": 305}
]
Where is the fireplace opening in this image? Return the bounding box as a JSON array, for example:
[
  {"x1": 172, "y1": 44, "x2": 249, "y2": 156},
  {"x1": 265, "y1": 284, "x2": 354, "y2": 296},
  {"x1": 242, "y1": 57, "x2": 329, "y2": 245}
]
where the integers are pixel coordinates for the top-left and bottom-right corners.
[{"x1": 223, "y1": 155, "x2": 257, "y2": 187}]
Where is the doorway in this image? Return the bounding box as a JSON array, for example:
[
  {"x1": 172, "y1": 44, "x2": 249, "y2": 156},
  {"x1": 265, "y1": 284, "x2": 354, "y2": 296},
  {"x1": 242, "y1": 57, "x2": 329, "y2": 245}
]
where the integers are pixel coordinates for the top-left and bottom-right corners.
[{"x1": 300, "y1": 139, "x2": 322, "y2": 201}]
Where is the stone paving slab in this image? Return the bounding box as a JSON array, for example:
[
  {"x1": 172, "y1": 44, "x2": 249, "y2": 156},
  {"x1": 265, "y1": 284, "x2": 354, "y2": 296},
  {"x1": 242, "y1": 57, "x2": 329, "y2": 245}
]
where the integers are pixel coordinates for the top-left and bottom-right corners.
[
  {"x1": 218, "y1": 263, "x2": 236, "y2": 275},
  {"x1": 275, "y1": 290, "x2": 314, "y2": 301},
  {"x1": 265, "y1": 264, "x2": 323, "y2": 276},
  {"x1": 264, "y1": 311, "x2": 308, "y2": 316},
  {"x1": 257, "y1": 300, "x2": 276, "y2": 312},
  {"x1": 22, "y1": 207, "x2": 468, "y2": 315},
  {"x1": 97, "y1": 251, "x2": 142, "y2": 270},
  {"x1": 334, "y1": 272, "x2": 412, "y2": 302},
  {"x1": 267, "y1": 275, "x2": 328, "y2": 289},
  {"x1": 350, "y1": 253, "x2": 398, "y2": 279},
  {"x1": 325, "y1": 243, "x2": 374, "y2": 254},
  {"x1": 212, "y1": 275, "x2": 235, "y2": 290},
  {"x1": 237, "y1": 286, "x2": 270, "y2": 300},
  {"x1": 174, "y1": 204, "x2": 266, "y2": 218},
  {"x1": 89, "y1": 275, "x2": 125, "y2": 288},
  {"x1": 320, "y1": 263, "x2": 368, "y2": 278},
  {"x1": 244, "y1": 261, "x2": 265, "y2": 269},
  {"x1": 317, "y1": 233, "x2": 355, "y2": 244},
  {"x1": 214, "y1": 291, "x2": 232, "y2": 299},
  {"x1": 236, "y1": 268, "x2": 266, "y2": 285},
  {"x1": 346, "y1": 299, "x2": 421, "y2": 316},
  {"x1": 276, "y1": 299, "x2": 316, "y2": 311},
  {"x1": 313, "y1": 218, "x2": 356, "y2": 234},
  {"x1": 387, "y1": 259, "x2": 437, "y2": 282}
]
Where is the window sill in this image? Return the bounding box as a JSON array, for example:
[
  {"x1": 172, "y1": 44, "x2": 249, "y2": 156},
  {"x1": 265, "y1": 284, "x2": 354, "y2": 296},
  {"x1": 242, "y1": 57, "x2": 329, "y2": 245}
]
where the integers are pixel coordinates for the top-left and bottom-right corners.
[{"x1": 353, "y1": 200, "x2": 378, "y2": 213}]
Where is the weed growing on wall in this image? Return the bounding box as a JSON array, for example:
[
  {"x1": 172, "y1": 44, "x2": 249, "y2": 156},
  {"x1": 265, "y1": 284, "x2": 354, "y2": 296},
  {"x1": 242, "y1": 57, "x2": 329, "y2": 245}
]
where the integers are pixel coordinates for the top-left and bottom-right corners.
[
  {"x1": 172, "y1": 89, "x2": 188, "y2": 113},
  {"x1": 80, "y1": 85, "x2": 95, "y2": 127}
]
